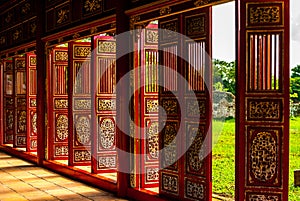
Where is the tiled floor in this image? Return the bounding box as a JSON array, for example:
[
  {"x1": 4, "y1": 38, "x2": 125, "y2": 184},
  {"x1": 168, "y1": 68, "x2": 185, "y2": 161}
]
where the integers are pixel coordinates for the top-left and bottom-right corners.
[{"x1": 0, "y1": 151, "x2": 129, "y2": 201}]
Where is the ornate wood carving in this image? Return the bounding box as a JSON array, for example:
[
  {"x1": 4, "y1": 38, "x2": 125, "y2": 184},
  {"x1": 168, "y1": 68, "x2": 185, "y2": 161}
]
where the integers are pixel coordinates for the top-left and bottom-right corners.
[
  {"x1": 161, "y1": 173, "x2": 179, "y2": 195},
  {"x1": 160, "y1": 6, "x2": 172, "y2": 16},
  {"x1": 185, "y1": 179, "x2": 205, "y2": 200},
  {"x1": 75, "y1": 116, "x2": 91, "y2": 145},
  {"x1": 247, "y1": 3, "x2": 283, "y2": 27},
  {"x1": 56, "y1": 114, "x2": 68, "y2": 141},
  {"x1": 247, "y1": 99, "x2": 282, "y2": 121},
  {"x1": 98, "y1": 99, "x2": 116, "y2": 111},
  {"x1": 237, "y1": 1, "x2": 289, "y2": 199},
  {"x1": 83, "y1": 0, "x2": 103, "y2": 16}
]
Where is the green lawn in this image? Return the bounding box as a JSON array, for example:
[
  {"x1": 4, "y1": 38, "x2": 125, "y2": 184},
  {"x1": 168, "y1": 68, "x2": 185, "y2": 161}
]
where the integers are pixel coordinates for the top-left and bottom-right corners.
[{"x1": 212, "y1": 118, "x2": 300, "y2": 200}]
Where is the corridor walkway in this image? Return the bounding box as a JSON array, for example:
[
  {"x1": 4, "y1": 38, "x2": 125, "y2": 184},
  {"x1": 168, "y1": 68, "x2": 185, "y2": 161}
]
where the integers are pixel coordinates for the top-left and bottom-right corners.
[{"x1": 0, "y1": 151, "x2": 129, "y2": 201}]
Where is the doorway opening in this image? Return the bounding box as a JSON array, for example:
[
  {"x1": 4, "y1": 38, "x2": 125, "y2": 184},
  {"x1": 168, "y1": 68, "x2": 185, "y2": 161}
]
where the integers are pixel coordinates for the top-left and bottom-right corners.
[{"x1": 212, "y1": 1, "x2": 235, "y2": 199}]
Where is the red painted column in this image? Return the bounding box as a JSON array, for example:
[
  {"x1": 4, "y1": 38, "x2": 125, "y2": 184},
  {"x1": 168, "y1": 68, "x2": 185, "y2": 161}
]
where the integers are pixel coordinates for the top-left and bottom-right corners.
[
  {"x1": 116, "y1": 0, "x2": 131, "y2": 197},
  {"x1": 36, "y1": 0, "x2": 46, "y2": 166}
]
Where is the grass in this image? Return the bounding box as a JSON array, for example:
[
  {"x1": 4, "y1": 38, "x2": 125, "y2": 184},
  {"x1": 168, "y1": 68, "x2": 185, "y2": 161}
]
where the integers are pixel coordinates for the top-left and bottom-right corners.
[{"x1": 212, "y1": 117, "x2": 300, "y2": 200}]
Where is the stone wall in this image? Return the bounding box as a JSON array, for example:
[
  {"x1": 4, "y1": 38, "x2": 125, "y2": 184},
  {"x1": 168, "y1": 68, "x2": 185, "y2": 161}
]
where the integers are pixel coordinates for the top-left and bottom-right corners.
[{"x1": 213, "y1": 91, "x2": 235, "y2": 119}]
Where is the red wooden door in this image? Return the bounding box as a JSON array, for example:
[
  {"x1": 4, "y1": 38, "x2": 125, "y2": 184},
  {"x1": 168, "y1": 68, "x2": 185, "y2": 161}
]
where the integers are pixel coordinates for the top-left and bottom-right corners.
[
  {"x1": 3, "y1": 60, "x2": 14, "y2": 144},
  {"x1": 159, "y1": 7, "x2": 212, "y2": 201},
  {"x1": 14, "y1": 56, "x2": 27, "y2": 148},
  {"x1": 92, "y1": 35, "x2": 117, "y2": 174},
  {"x1": 26, "y1": 53, "x2": 37, "y2": 152},
  {"x1": 48, "y1": 47, "x2": 69, "y2": 160},
  {"x1": 236, "y1": 0, "x2": 290, "y2": 200},
  {"x1": 141, "y1": 24, "x2": 159, "y2": 188},
  {"x1": 68, "y1": 41, "x2": 92, "y2": 166},
  {"x1": 132, "y1": 23, "x2": 160, "y2": 189}
]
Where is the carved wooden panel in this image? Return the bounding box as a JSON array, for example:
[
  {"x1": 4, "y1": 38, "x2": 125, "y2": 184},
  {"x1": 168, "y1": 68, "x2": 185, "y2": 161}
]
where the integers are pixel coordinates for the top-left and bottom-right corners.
[
  {"x1": 81, "y1": 0, "x2": 103, "y2": 18},
  {"x1": 69, "y1": 41, "x2": 92, "y2": 166},
  {"x1": 158, "y1": 8, "x2": 212, "y2": 201},
  {"x1": 26, "y1": 53, "x2": 37, "y2": 152},
  {"x1": 46, "y1": 1, "x2": 71, "y2": 32},
  {"x1": 3, "y1": 60, "x2": 14, "y2": 144},
  {"x1": 92, "y1": 35, "x2": 117, "y2": 173},
  {"x1": 131, "y1": 23, "x2": 160, "y2": 188},
  {"x1": 0, "y1": 0, "x2": 37, "y2": 50},
  {"x1": 246, "y1": 127, "x2": 282, "y2": 187},
  {"x1": 237, "y1": 0, "x2": 289, "y2": 200},
  {"x1": 48, "y1": 47, "x2": 69, "y2": 160},
  {"x1": 246, "y1": 98, "x2": 283, "y2": 122},
  {"x1": 14, "y1": 56, "x2": 27, "y2": 148}
]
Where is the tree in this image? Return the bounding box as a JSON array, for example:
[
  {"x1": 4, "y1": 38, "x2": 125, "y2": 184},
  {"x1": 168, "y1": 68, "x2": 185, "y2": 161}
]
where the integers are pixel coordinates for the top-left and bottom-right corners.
[
  {"x1": 213, "y1": 59, "x2": 236, "y2": 95},
  {"x1": 291, "y1": 65, "x2": 300, "y2": 78},
  {"x1": 290, "y1": 65, "x2": 300, "y2": 102}
]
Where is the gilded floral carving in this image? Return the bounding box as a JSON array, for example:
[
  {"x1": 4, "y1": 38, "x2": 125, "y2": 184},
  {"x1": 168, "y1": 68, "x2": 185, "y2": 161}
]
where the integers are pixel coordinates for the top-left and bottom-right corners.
[
  {"x1": 21, "y1": 3, "x2": 31, "y2": 15},
  {"x1": 162, "y1": 99, "x2": 177, "y2": 115},
  {"x1": 250, "y1": 131, "x2": 277, "y2": 182},
  {"x1": 147, "y1": 121, "x2": 159, "y2": 159},
  {"x1": 17, "y1": 98, "x2": 26, "y2": 107},
  {"x1": 30, "y1": 57, "x2": 37, "y2": 66},
  {"x1": 160, "y1": 6, "x2": 171, "y2": 16},
  {"x1": 161, "y1": 21, "x2": 178, "y2": 41},
  {"x1": 130, "y1": 15, "x2": 140, "y2": 30},
  {"x1": 55, "y1": 51, "x2": 68, "y2": 61},
  {"x1": 249, "y1": 100, "x2": 281, "y2": 120},
  {"x1": 55, "y1": 99, "x2": 68, "y2": 109},
  {"x1": 98, "y1": 156, "x2": 116, "y2": 168},
  {"x1": 187, "y1": 99, "x2": 206, "y2": 118},
  {"x1": 84, "y1": 0, "x2": 102, "y2": 13},
  {"x1": 194, "y1": 0, "x2": 210, "y2": 7},
  {"x1": 75, "y1": 116, "x2": 90, "y2": 145},
  {"x1": 146, "y1": 29, "x2": 158, "y2": 44},
  {"x1": 162, "y1": 174, "x2": 178, "y2": 193},
  {"x1": 146, "y1": 167, "x2": 159, "y2": 182},
  {"x1": 55, "y1": 146, "x2": 68, "y2": 156},
  {"x1": 16, "y1": 59, "x2": 25, "y2": 68},
  {"x1": 13, "y1": 30, "x2": 22, "y2": 41},
  {"x1": 248, "y1": 194, "x2": 280, "y2": 201},
  {"x1": 6, "y1": 98, "x2": 14, "y2": 106},
  {"x1": 249, "y1": 5, "x2": 281, "y2": 25},
  {"x1": 32, "y1": 112, "x2": 37, "y2": 134},
  {"x1": 31, "y1": 99, "x2": 37, "y2": 107},
  {"x1": 17, "y1": 111, "x2": 27, "y2": 133},
  {"x1": 5, "y1": 13, "x2": 12, "y2": 24},
  {"x1": 74, "y1": 150, "x2": 91, "y2": 162},
  {"x1": 186, "y1": 180, "x2": 205, "y2": 200},
  {"x1": 187, "y1": 125, "x2": 204, "y2": 173},
  {"x1": 98, "y1": 41, "x2": 116, "y2": 53},
  {"x1": 163, "y1": 122, "x2": 177, "y2": 168},
  {"x1": 98, "y1": 99, "x2": 116, "y2": 111},
  {"x1": 99, "y1": 118, "x2": 115, "y2": 150},
  {"x1": 56, "y1": 115, "x2": 68, "y2": 141},
  {"x1": 146, "y1": 99, "x2": 158, "y2": 113},
  {"x1": 74, "y1": 99, "x2": 91, "y2": 110},
  {"x1": 30, "y1": 22, "x2": 36, "y2": 34},
  {"x1": 6, "y1": 110, "x2": 13, "y2": 130},
  {"x1": 74, "y1": 46, "x2": 91, "y2": 57},
  {"x1": 186, "y1": 15, "x2": 205, "y2": 36},
  {"x1": 57, "y1": 9, "x2": 69, "y2": 24}
]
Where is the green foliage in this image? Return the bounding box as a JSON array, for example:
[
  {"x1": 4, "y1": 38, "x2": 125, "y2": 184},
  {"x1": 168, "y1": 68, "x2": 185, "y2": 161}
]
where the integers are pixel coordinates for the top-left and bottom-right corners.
[
  {"x1": 291, "y1": 77, "x2": 300, "y2": 102},
  {"x1": 292, "y1": 65, "x2": 300, "y2": 78},
  {"x1": 289, "y1": 117, "x2": 300, "y2": 201},
  {"x1": 213, "y1": 59, "x2": 236, "y2": 95},
  {"x1": 291, "y1": 65, "x2": 300, "y2": 102},
  {"x1": 212, "y1": 118, "x2": 300, "y2": 200}
]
